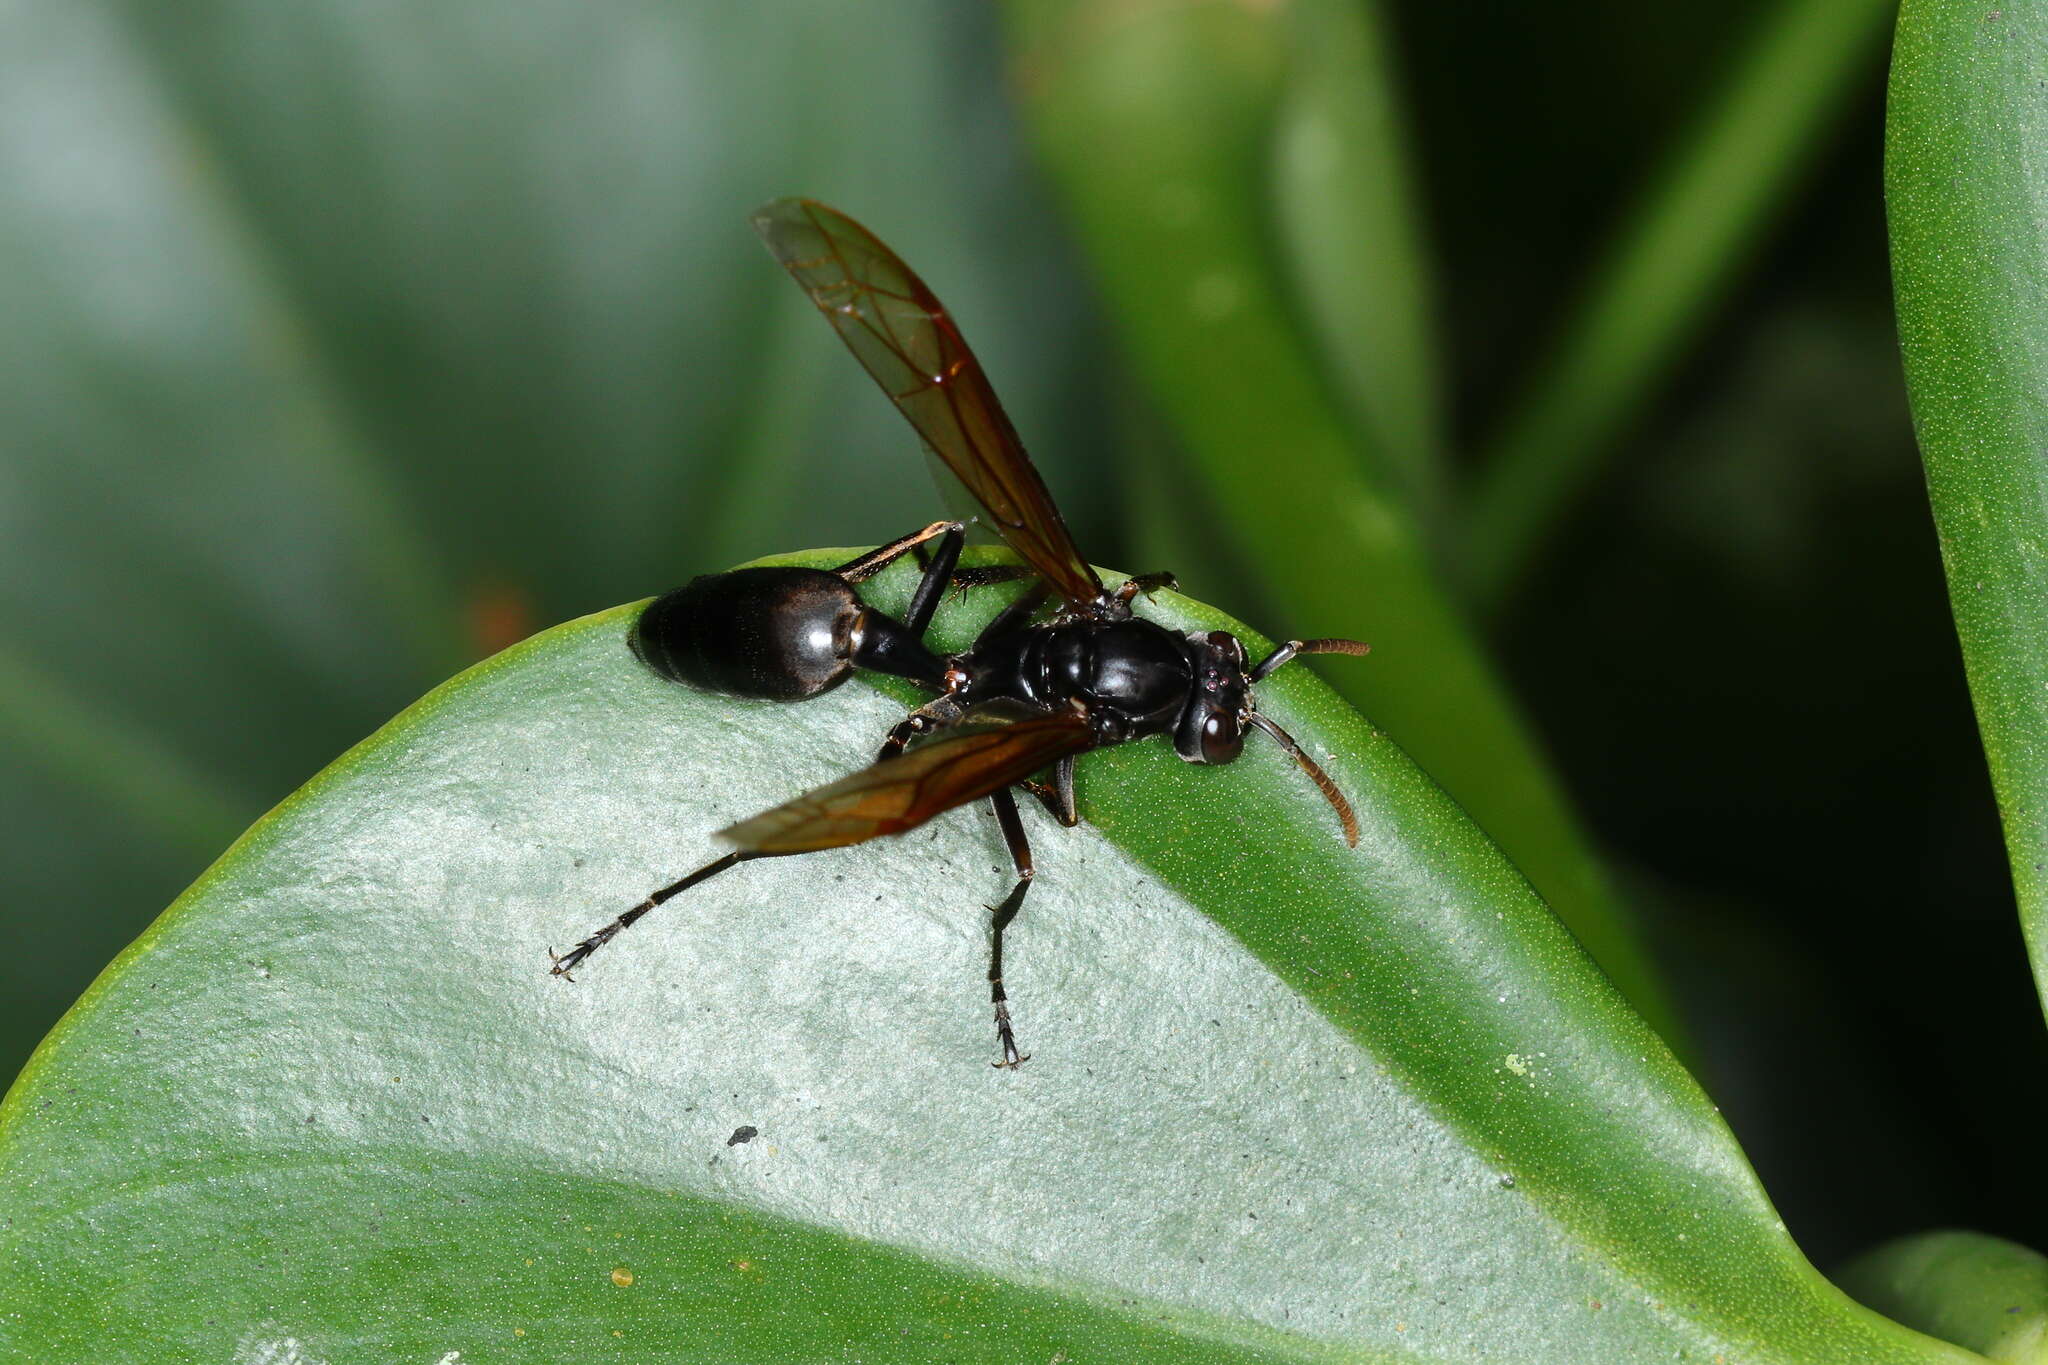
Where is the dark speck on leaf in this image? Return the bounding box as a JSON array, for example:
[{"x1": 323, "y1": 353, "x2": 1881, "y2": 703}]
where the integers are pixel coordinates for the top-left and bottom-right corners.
[{"x1": 728, "y1": 1125, "x2": 759, "y2": 1146}]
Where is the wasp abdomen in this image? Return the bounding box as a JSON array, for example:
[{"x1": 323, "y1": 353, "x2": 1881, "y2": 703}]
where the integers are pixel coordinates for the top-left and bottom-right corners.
[{"x1": 633, "y1": 567, "x2": 861, "y2": 701}]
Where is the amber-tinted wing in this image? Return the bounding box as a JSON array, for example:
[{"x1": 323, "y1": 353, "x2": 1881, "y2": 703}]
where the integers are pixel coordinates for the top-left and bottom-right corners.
[
  {"x1": 752, "y1": 198, "x2": 1105, "y2": 610},
  {"x1": 717, "y1": 710, "x2": 1096, "y2": 855}
]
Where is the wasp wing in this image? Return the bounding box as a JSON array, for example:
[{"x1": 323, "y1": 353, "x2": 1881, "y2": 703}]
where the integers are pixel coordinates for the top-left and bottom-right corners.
[
  {"x1": 717, "y1": 710, "x2": 1096, "y2": 855},
  {"x1": 752, "y1": 197, "x2": 1105, "y2": 611}
]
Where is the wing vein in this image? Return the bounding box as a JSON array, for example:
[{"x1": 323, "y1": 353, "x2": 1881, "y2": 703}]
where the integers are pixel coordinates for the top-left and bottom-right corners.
[{"x1": 753, "y1": 198, "x2": 1106, "y2": 610}]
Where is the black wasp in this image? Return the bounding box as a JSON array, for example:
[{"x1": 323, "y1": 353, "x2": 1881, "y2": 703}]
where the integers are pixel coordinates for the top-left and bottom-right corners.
[{"x1": 552, "y1": 198, "x2": 1368, "y2": 1066}]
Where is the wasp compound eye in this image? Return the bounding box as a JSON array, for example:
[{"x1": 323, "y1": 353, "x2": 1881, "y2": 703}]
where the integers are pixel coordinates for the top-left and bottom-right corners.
[{"x1": 1200, "y1": 711, "x2": 1244, "y2": 764}]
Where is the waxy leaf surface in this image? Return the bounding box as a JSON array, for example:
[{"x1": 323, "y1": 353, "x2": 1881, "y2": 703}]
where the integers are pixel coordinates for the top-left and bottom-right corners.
[{"x1": 0, "y1": 555, "x2": 1966, "y2": 1363}]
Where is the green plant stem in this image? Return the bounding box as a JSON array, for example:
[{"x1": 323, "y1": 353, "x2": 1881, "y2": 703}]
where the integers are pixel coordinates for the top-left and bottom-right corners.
[
  {"x1": 1886, "y1": 0, "x2": 2048, "y2": 1022},
  {"x1": 1463, "y1": 0, "x2": 1895, "y2": 607},
  {"x1": 1001, "y1": 0, "x2": 1680, "y2": 1044}
]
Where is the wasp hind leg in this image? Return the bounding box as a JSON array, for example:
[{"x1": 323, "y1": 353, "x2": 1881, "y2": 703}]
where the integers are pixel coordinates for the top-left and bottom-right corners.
[
  {"x1": 833, "y1": 520, "x2": 966, "y2": 643},
  {"x1": 985, "y1": 786, "x2": 1036, "y2": 1068},
  {"x1": 550, "y1": 849, "x2": 781, "y2": 978},
  {"x1": 831, "y1": 521, "x2": 961, "y2": 586}
]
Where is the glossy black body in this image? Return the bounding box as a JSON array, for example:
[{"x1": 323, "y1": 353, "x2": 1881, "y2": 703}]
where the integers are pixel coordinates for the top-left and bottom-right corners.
[
  {"x1": 633, "y1": 560, "x2": 1246, "y2": 765},
  {"x1": 636, "y1": 565, "x2": 944, "y2": 702},
  {"x1": 634, "y1": 568, "x2": 860, "y2": 701},
  {"x1": 958, "y1": 615, "x2": 1206, "y2": 748}
]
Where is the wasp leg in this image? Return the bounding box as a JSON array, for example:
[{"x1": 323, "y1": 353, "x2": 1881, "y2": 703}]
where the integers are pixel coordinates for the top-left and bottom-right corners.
[
  {"x1": 549, "y1": 850, "x2": 780, "y2": 979},
  {"x1": 945, "y1": 562, "x2": 1037, "y2": 597},
  {"x1": 832, "y1": 521, "x2": 963, "y2": 584},
  {"x1": 899, "y1": 527, "x2": 964, "y2": 638},
  {"x1": 1112, "y1": 570, "x2": 1179, "y2": 611},
  {"x1": 1019, "y1": 756, "x2": 1079, "y2": 827},
  {"x1": 986, "y1": 786, "x2": 1036, "y2": 1068},
  {"x1": 876, "y1": 696, "x2": 967, "y2": 762},
  {"x1": 840, "y1": 527, "x2": 966, "y2": 688}
]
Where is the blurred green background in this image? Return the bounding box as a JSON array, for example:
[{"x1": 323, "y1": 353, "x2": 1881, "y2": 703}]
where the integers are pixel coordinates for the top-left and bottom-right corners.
[{"x1": 0, "y1": 0, "x2": 2034, "y2": 1273}]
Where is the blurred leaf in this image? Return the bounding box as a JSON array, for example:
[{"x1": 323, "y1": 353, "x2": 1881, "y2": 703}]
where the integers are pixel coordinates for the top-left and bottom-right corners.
[
  {"x1": 1270, "y1": 0, "x2": 1446, "y2": 527},
  {"x1": 1840, "y1": 1231, "x2": 2048, "y2": 1363},
  {"x1": 0, "y1": 649, "x2": 244, "y2": 861},
  {"x1": 0, "y1": 552, "x2": 1970, "y2": 1363},
  {"x1": 0, "y1": 0, "x2": 1105, "y2": 1084},
  {"x1": 1463, "y1": 0, "x2": 1895, "y2": 605},
  {"x1": 1887, "y1": 1, "x2": 2048, "y2": 1019},
  {"x1": 1000, "y1": 0, "x2": 1679, "y2": 1043}
]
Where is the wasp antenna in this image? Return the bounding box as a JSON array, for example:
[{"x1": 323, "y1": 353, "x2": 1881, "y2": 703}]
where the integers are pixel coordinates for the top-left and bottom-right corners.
[
  {"x1": 1248, "y1": 713, "x2": 1358, "y2": 847},
  {"x1": 1249, "y1": 637, "x2": 1370, "y2": 683}
]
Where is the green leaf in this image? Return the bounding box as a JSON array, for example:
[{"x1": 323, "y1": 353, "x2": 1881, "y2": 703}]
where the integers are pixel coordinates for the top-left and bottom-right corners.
[
  {"x1": 1463, "y1": 0, "x2": 1895, "y2": 605},
  {"x1": 1887, "y1": 2, "x2": 2048, "y2": 1017},
  {"x1": 999, "y1": 0, "x2": 1680, "y2": 1044},
  {"x1": 1269, "y1": 0, "x2": 1446, "y2": 527},
  {"x1": 0, "y1": 552, "x2": 1969, "y2": 1362},
  {"x1": 0, "y1": 0, "x2": 1102, "y2": 1083},
  {"x1": 1840, "y1": 1231, "x2": 2048, "y2": 1363}
]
